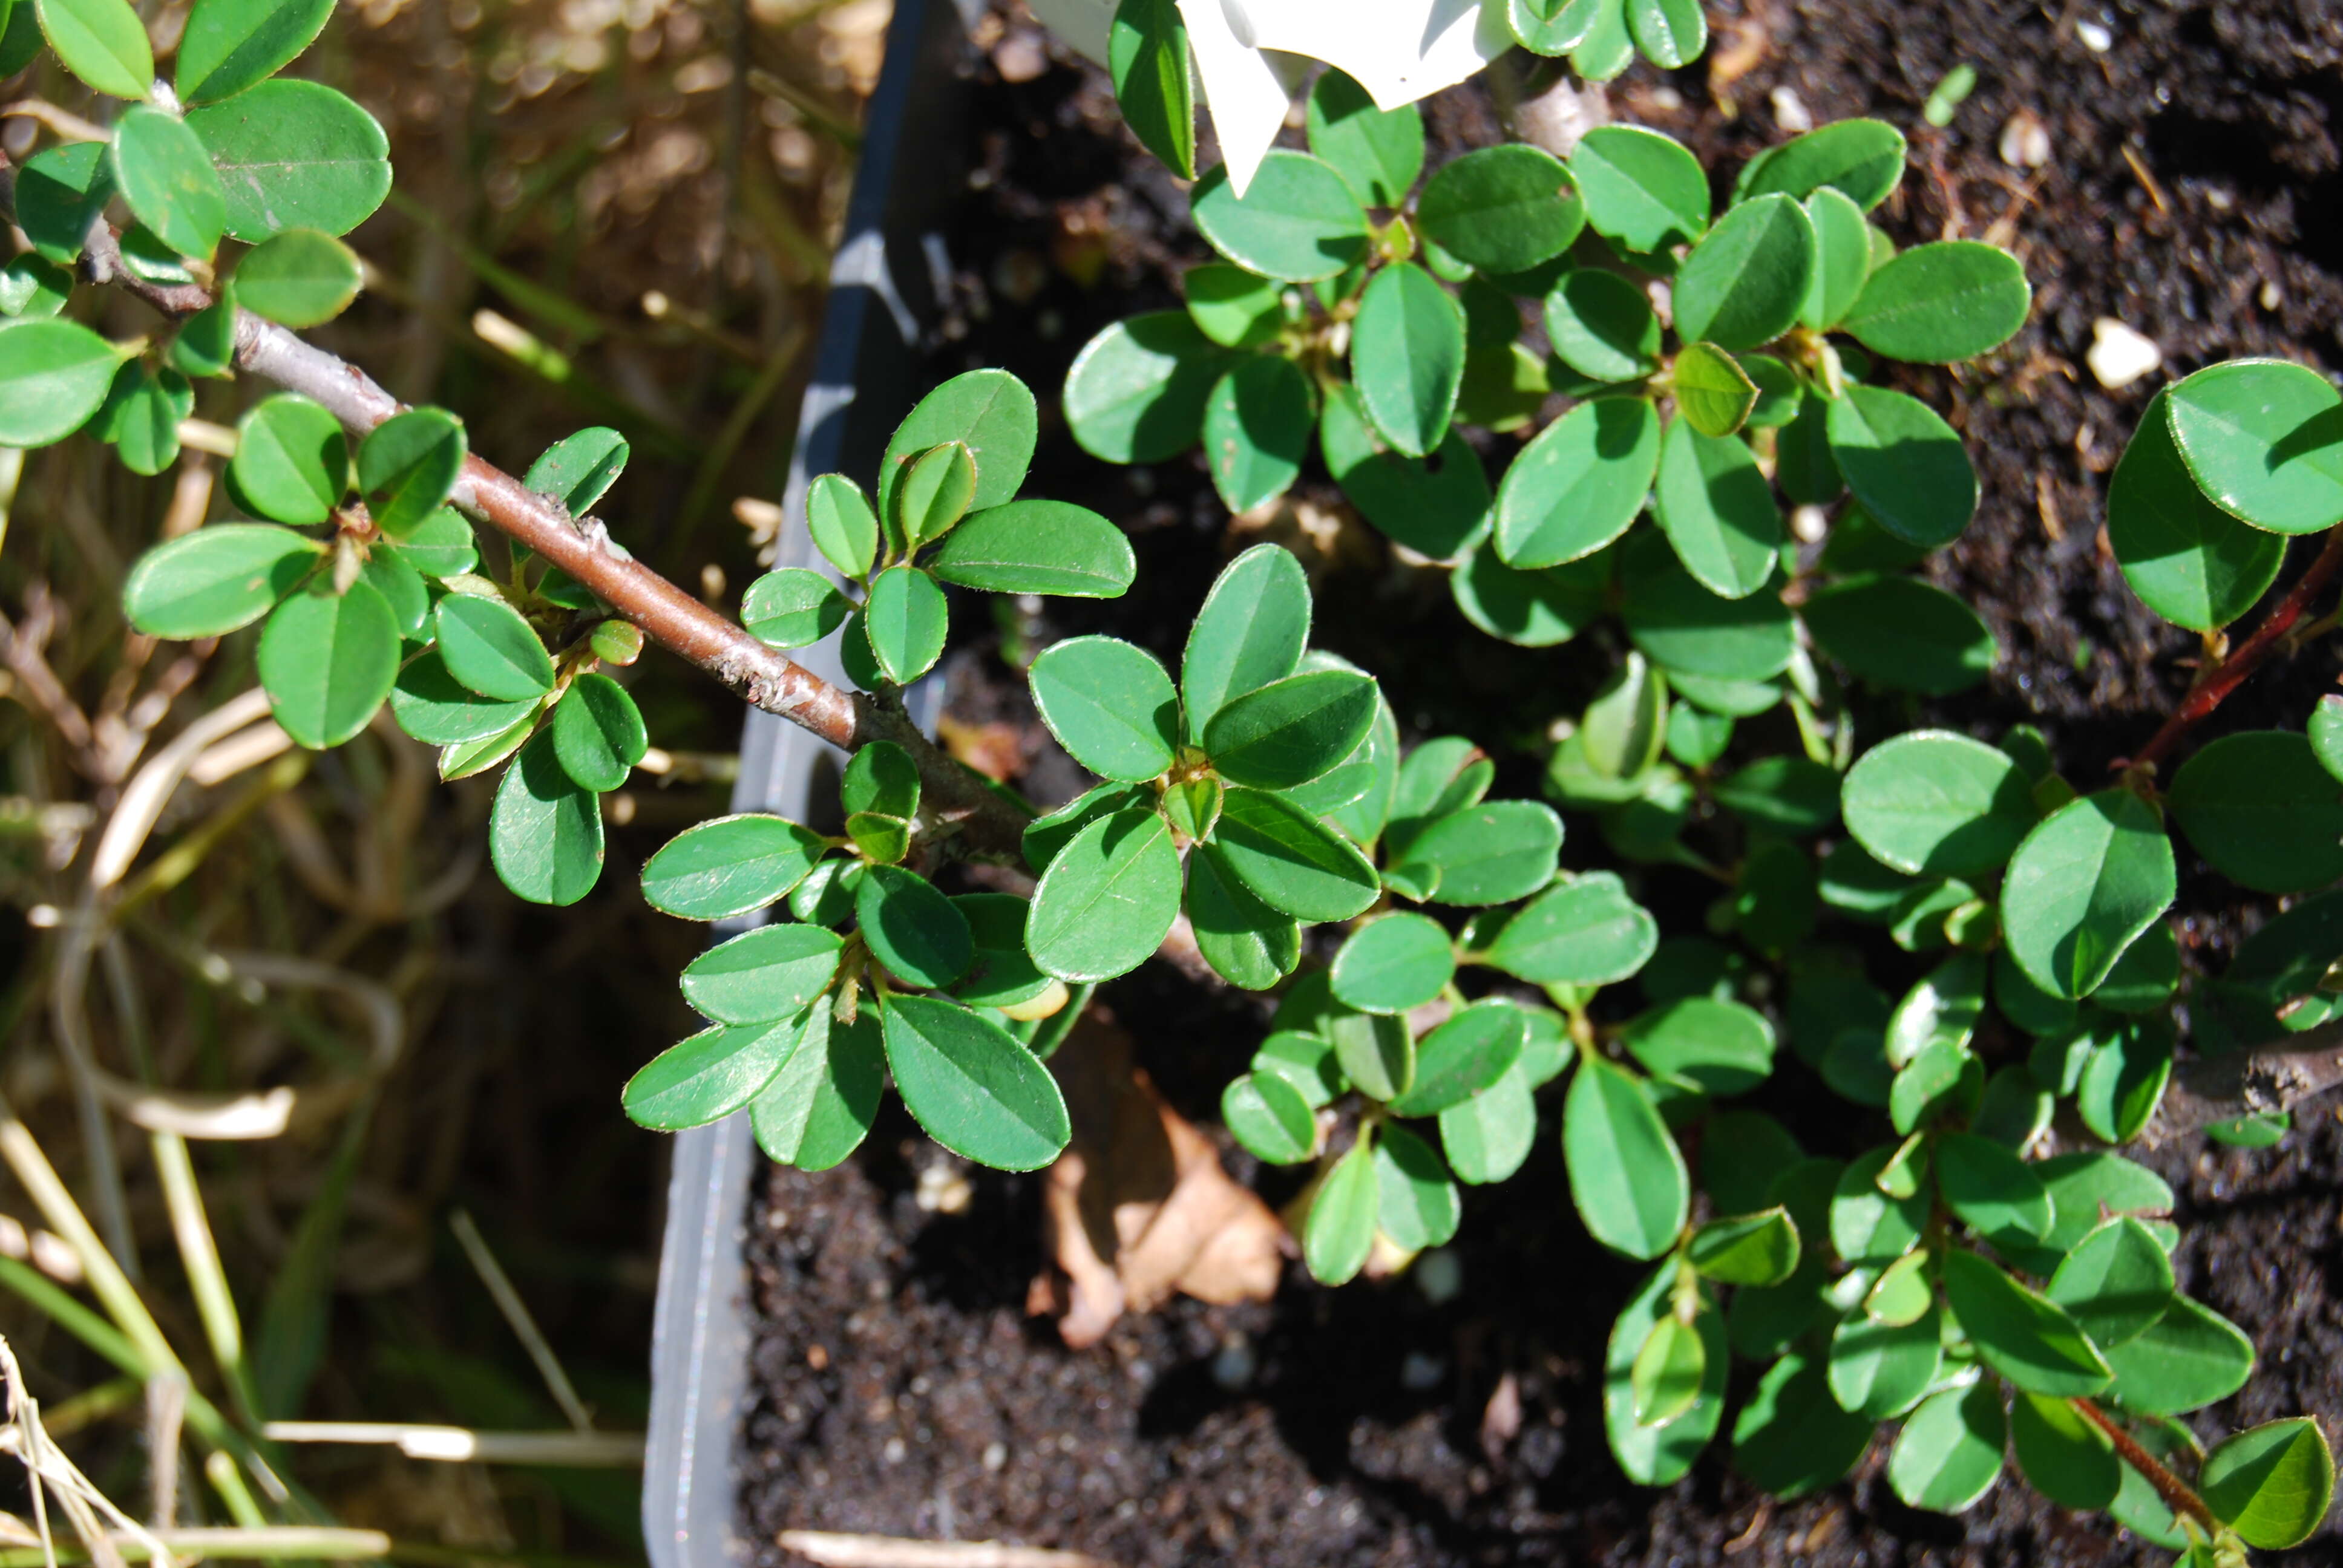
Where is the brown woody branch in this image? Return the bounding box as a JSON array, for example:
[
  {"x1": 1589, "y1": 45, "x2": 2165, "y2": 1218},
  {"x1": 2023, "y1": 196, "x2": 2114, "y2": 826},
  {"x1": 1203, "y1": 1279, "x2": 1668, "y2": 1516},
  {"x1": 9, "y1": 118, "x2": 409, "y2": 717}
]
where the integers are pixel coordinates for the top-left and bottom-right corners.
[
  {"x1": 1, "y1": 155, "x2": 1029, "y2": 861},
  {"x1": 2140, "y1": 1016, "x2": 2343, "y2": 1147}
]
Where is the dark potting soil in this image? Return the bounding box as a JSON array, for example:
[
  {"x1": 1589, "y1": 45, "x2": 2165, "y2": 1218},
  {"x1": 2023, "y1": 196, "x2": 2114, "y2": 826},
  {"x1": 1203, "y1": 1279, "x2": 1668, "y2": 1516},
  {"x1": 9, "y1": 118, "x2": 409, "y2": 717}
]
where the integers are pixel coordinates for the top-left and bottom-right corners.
[{"x1": 738, "y1": 2, "x2": 2343, "y2": 1564}]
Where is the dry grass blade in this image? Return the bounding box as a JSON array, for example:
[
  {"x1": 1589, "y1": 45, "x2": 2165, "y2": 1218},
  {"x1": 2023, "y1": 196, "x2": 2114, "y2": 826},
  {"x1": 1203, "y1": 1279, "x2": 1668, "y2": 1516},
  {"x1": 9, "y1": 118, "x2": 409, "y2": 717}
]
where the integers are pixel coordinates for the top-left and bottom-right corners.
[
  {"x1": 448, "y1": 1212, "x2": 595, "y2": 1432},
  {"x1": 259, "y1": 1425, "x2": 642, "y2": 1466},
  {"x1": 776, "y1": 1534, "x2": 1120, "y2": 1568}
]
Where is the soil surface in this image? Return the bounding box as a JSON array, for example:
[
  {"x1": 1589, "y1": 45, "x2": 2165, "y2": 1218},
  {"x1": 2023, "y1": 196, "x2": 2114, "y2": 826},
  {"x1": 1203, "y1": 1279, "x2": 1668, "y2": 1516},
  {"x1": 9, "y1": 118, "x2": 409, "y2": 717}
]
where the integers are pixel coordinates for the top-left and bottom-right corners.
[{"x1": 737, "y1": 1, "x2": 2343, "y2": 1564}]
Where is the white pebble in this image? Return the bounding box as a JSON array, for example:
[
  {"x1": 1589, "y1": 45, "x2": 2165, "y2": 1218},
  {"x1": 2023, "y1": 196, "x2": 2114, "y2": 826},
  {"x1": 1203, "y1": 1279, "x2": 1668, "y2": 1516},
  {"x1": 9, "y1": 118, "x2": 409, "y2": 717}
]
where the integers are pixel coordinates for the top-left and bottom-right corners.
[
  {"x1": 982, "y1": 1442, "x2": 1007, "y2": 1471},
  {"x1": 1998, "y1": 110, "x2": 2051, "y2": 170},
  {"x1": 1792, "y1": 505, "x2": 1830, "y2": 544},
  {"x1": 915, "y1": 1163, "x2": 973, "y2": 1214},
  {"x1": 1415, "y1": 1247, "x2": 1463, "y2": 1305},
  {"x1": 2077, "y1": 19, "x2": 2112, "y2": 52},
  {"x1": 2261, "y1": 280, "x2": 2284, "y2": 312},
  {"x1": 1770, "y1": 87, "x2": 1813, "y2": 135},
  {"x1": 2087, "y1": 318, "x2": 2162, "y2": 390}
]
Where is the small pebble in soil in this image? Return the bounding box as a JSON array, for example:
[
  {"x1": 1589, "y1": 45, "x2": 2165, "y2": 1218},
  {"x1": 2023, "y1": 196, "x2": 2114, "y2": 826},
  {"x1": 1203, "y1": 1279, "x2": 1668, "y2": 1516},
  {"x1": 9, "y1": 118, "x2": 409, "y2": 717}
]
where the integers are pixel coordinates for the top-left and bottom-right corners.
[
  {"x1": 2077, "y1": 18, "x2": 2113, "y2": 51},
  {"x1": 1792, "y1": 504, "x2": 1830, "y2": 544},
  {"x1": 1770, "y1": 87, "x2": 1814, "y2": 134},
  {"x1": 2087, "y1": 317, "x2": 2163, "y2": 389},
  {"x1": 915, "y1": 1161, "x2": 973, "y2": 1214},
  {"x1": 1415, "y1": 1247, "x2": 1464, "y2": 1305},
  {"x1": 1998, "y1": 108, "x2": 2051, "y2": 169},
  {"x1": 982, "y1": 1441, "x2": 1006, "y2": 1472}
]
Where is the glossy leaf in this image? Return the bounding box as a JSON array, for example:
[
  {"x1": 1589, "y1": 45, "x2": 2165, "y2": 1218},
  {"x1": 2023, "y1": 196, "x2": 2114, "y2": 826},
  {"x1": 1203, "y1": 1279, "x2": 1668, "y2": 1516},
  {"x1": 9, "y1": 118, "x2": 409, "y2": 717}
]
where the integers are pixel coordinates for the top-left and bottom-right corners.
[
  {"x1": 1484, "y1": 872, "x2": 1657, "y2": 985},
  {"x1": 741, "y1": 567, "x2": 852, "y2": 649},
  {"x1": 1843, "y1": 241, "x2": 2030, "y2": 363},
  {"x1": 1416, "y1": 145, "x2": 1584, "y2": 275},
  {"x1": 1631, "y1": 1314, "x2": 1705, "y2": 1427},
  {"x1": 1181, "y1": 542, "x2": 1309, "y2": 740},
  {"x1": 751, "y1": 1009, "x2": 883, "y2": 1171},
  {"x1": 1671, "y1": 194, "x2": 1814, "y2": 350},
  {"x1": 1671, "y1": 341, "x2": 1757, "y2": 438},
  {"x1": 1829, "y1": 1299, "x2": 1942, "y2": 1419},
  {"x1": 2200, "y1": 1419, "x2": 2335, "y2": 1549},
  {"x1": 15, "y1": 143, "x2": 113, "y2": 266},
  {"x1": 882, "y1": 994, "x2": 1069, "y2": 1171},
  {"x1": 1063, "y1": 312, "x2": 1232, "y2": 463},
  {"x1": 2101, "y1": 1295, "x2": 2256, "y2": 1414},
  {"x1": 1185, "y1": 843, "x2": 1302, "y2": 990},
  {"x1": 257, "y1": 581, "x2": 399, "y2": 749},
  {"x1": 2108, "y1": 390, "x2": 2286, "y2": 631},
  {"x1": 1830, "y1": 1143, "x2": 1929, "y2": 1264},
  {"x1": 2046, "y1": 1216, "x2": 2175, "y2": 1350},
  {"x1": 1027, "y1": 635, "x2": 1179, "y2": 783},
  {"x1": 1804, "y1": 574, "x2": 1999, "y2": 696},
  {"x1": 36, "y1": 0, "x2": 151, "y2": 97},
  {"x1": 855, "y1": 866, "x2": 972, "y2": 990},
  {"x1": 1493, "y1": 396, "x2": 1661, "y2": 569},
  {"x1": 1738, "y1": 119, "x2": 1907, "y2": 210},
  {"x1": 187, "y1": 80, "x2": 393, "y2": 241},
  {"x1": 2164, "y1": 358, "x2": 2343, "y2": 535},
  {"x1": 2169, "y1": 729, "x2": 2343, "y2": 893},
  {"x1": 1319, "y1": 381, "x2": 1492, "y2": 560},
  {"x1": 1213, "y1": 786, "x2": 1379, "y2": 920},
  {"x1": 621, "y1": 1014, "x2": 796, "y2": 1131},
  {"x1": 1388, "y1": 1002, "x2": 1524, "y2": 1117},
  {"x1": 1191, "y1": 152, "x2": 1368, "y2": 283},
  {"x1": 1570, "y1": 124, "x2": 1707, "y2": 253},
  {"x1": 1651, "y1": 418, "x2": 1778, "y2": 598},
  {"x1": 1544, "y1": 269, "x2": 1659, "y2": 384},
  {"x1": 1936, "y1": 1131, "x2": 2051, "y2": 1242},
  {"x1": 1564, "y1": 1058, "x2": 1687, "y2": 1260},
  {"x1": 1182, "y1": 263, "x2": 1286, "y2": 349},
  {"x1": 488, "y1": 730, "x2": 606, "y2": 906},
  {"x1": 1107, "y1": 0, "x2": 1193, "y2": 178},
  {"x1": 112, "y1": 106, "x2": 229, "y2": 261},
  {"x1": 1305, "y1": 69, "x2": 1423, "y2": 207},
  {"x1": 1373, "y1": 1123, "x2": 1460, "y2": 1251},
  {"x1": 1450, "y1": 543, "x2": 1608, "y2": 647},
  {"x1": 2075, "y1": 1017, "x2": 2173, "y2": 1143},
  {"x1": 234, "y1": 228, "x2": 361, "y2": 327},
  {"x1": 1843, "y1": 730, "x2": 2036, "y2": 876},
  {"x1": 879, "y1": 368, "x2": 1035, "y2": 517},
  {"x1": 434, "y1": 595, "x2": 554, "y2": 701},
  {"x1": 1732, "y1": 1353, "x2": 1874, "y2": 1499},
  {"x1": 2008, "y1": 1392, "x2": 2120, "y2": 1511},
  {"x1": 122, "y1": 523, "x2": 320, "y2": 639},
  {"x1": 1202, "y1": 356, "x2": 1312, "y2": 512},
  {"x1": 177, "y1": 0, "x2": 333, "y2": 102},
  {"x1": 231, "y1": 394, "x2": 347, "y2": 524},
  {"x1": 1889, "y1": 1382, "x2": 2007, "y2": 1514},
  {"x1": 640, "y1": 814, "x2": 825, "y2": 920},
  {"x1": 862, "y1": 566, "x2": 948, "y2": 686},
  {"x1": 1024, "y1": 809, "x2": 1181, "y2": 984},
  {"x1": 1617, "y1": 529, "x2": 1797, "y2": 680},
  {"x1": 1222, "y1": 1071, "x2": 1316, "y2": 1165},
  {"x1": 2002, "y1": 789, "x2": 2176, "y2": 1000},
  {"x1": 1303, "y1": 1140, "x2": 1380, "y2": 1285},
  {"x1": 1798, "y1": 188, "x2": 1869, "y2": 331},
  {"x1": 1686, "y1": 1206, "x2": 1798, "y2": 1285},
  {"x1": 1622, "y1": 997, "x2": 1774, "y2": 1095},
  {"x1": 805, "y1": 473, "x2": 878, "y2": 580},
  {"x1": 1624, "y1": 0, "x2": 1703, "y2": 68},
  {"x1": 1438, "y1": 1064, "x2": 1536, "y2": 1184},
  {"x1": 549, "y1": 672, "x2": 644, "y2": 791},
  {"x1": 1827, "y1": 384, "x2": 1977, "y2": 548},
  {"x1": 1401, "y1": 801, "x2": 1564, "y2": 906},
  {"x1": 1329, "y1": 912, "x2": 1454, "y2": 1015},
  {"x1": 0, "y1": 318, "x2": 123, "y2": 446},
  {"x1": 1607, "y1": 1264, "x2": 1727, "y2": 1485},
  {"x1": 1940, "y1": 1248, "x2": 2111, "y2": 1397},
  {"x1": 358, "y1": 409, "x2": 466, "y2": 537},
  {"x1": 1352, "y1": 262, "x2": 1464, "y2": 457}
]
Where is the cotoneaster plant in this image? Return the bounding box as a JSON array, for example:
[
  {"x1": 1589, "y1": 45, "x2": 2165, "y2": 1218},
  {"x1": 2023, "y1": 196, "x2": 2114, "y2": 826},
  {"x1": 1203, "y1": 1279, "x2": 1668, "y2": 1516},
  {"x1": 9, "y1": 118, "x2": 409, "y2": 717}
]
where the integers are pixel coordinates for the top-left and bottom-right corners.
[{"x1": 7, "y1": 0, "x2": 2341, "y2": 1560}]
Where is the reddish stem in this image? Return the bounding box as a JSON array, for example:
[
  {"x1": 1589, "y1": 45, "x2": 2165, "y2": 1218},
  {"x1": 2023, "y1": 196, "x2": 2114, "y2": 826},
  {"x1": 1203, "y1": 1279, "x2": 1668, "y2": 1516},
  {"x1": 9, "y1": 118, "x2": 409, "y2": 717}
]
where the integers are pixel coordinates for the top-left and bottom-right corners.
[
  {"x1": 2122, "y1": 526, "x2": 2343, "y2": 776},
  {"x1": 2069, "y1": 1398, "x2": 2218, "y2": 1535}
]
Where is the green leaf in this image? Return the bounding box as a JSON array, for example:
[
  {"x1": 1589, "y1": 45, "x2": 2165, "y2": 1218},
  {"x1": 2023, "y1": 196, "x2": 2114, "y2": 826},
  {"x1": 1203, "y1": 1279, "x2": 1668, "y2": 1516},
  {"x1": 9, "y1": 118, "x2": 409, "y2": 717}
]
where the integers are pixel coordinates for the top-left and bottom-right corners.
[
  {"x1": 1182, "y1": 262, "x2": 1286, "y2": 350},
  {"x1": 1305, "y1": 69, "x2": 1423, "y2": 206},
  {"x1": 949, "y1": 893, "x2": 1051, "y2": 1010},
  {"x1": 231, "y1": 393, "x2": 347, "y2": 524},
  {"x1": 2033, "y1": 1152, "x2": 2177, "y2": 1257},
  {"x1": 257, "y1": 581, "x2": 399, "y2": 749},
  {"x1": 1303, "y1": 1139, "x2": 1380, "y2": 1284},
  {"x1": 1732, "y1": 1352, "x2": 1875, "y2": 1498},
  {"x1": 1843, "y1": 730, "x2": 2036, "y2": 877},
  {"x1": 621, "y1": 1014, "x2": 798, "y2": 1131},
  {"x1": 1450, "y1": 543, "x2": 1608, "y2": 647},
  {"x1": 2075, "y1": 1016, "x2": 2172, "y2": 1143},
  {"x1": 1651, "y1": 419, "x2": 1778, "y2": 598},
  {"x1": 0, "y1": 2, "x2": 44, "y2": 82},
  {"x1": 842, "y1": 741, "x2": 920, "y2": 823},
  {"x1": 1485, "y1": 871, "x2": 1657, "y2": 985},
  {"x1": 1222, "y1": 1071, "x2": 1316, "y2": 1165},
  {"x1": 1826, "y1": 384, "x2": 1977, "y2": 548},
  {"x1": 1617, "y1": 529, "x2": 1796, "y2": 680},
  {"x1": 1797, "y1": 188, "x2": 1869, "y2": 331},
  {"x1": 679, "y1": 923, "x2": 841, "y2": 1026},
  {"x1": 1201, "y1": 356, "x2": 1312, "y2": 512},
  {"x1": 1351, "y1": 262, "x2": 1464, "y2": 457},
  {"x1": 1024, "y1": 809, "x2": 1181, "y2": 983},
  {"x1": 879, "y1": 368, "x2": 1035, "y2": 520},
  {"x1": 2201, "y1": 1418, "x2": 2335, "y2": 1549},
  {"x1": 2008, "y1": 1392, "x2": 2120, "y2": 1511},
  {"x1": 1416, "y1": 145, "x2": 1585, "y2": 275},
  {"x1": 1829, "y1": 1298, "x2": 1942, "y2": 1419},
  {"x1": 1607, "y1": 1264, "x2": 1727, "y2": 1485},
  {"x1": 1564, "y1": 1057, "x2": 1686, "y2": 1259},
  {"x1": 741, "y1": 567, "x2": 852, "y2": 649},
  {"x1": 1738, "y1": 119, "x2": 1907, "y2": 210},
  {"x1": 1936, "y1": 1130, "x2": 2051, "y2": 1241},
  {"x1": 751, "y1": 1008, "x2": 883, "y2": 1171},
  {"x1": 436, "y1": 711, "x2": 535, "y2": 782},
  {"x1": 805, "y1": 472, "x2": 877, "y2": 580},
  {"x1": 2002, "y1": 789, "x2": 2177, "y2": 1001},
  {"x1": 1063, "y1": 312, "x2": 1232, "y2": 463},
  {"x1": 1940, "y1": 1248, "x2": 2112, "y2": 1396},
  {"x1": 1025, "y1": 636, "x2": 1176, "y2": 783},
  {"x1": 1107, "y1": 0, "x2": 1193, "y2": 178},
  {"x1": 2164, "y1": 358, "x2": 2343, "y2": 535},
  {"x1": 641, "y1": 813, "x2": 825, "y2": 920},
  {"x1": 1373, "y1": 1123, "x2": 1460, "y2": 1250},
  {"x1": 893, "y1": 440, "x2": 976, "y2": 552},
  {"x1": 35, "y1": 0, "x2": 151, "y2": 97},
  {"x1": 1569, "y1": 124, "x2": 1708, "y2": 253},
  {"x1": 1803, "y1": 573, "x2": 1999, "y2": 695},
  {"x1": 1204, "y1": 669, "x2": 1378, "y2": 790},
  {"x1": 882, "y1": 994, "x2": 1068, "y2": 1171},
  {"x1": 2109, "y1": 391, "x2": 2286, "y2": 630},
  {"x1": 15, "y1": 143, "x2": 113, "y2": 266},
  {"x1": 855, "y1": 866, "x2": 971, "y2": 990},
  {"x1": 1184, "y1": 844, "x2": 1301, "y2": 990},
  {"x1": 929, "y1": 498, "x2": 1135, "y2": 598},
  {"x1": 2102, "y1": 1295, "x2": 2256, "y2": 1414},
  {"x1": 1687, "y1": 1206, "x2": 1799, "y2": 1285},
  {"x1": 488, "y1": 728, "x2": 605, "y2": 905},
  {"x1": 1630, "y1": 1313, "x2": 1705, "y2": 1427},
  {"x1": 1624, "y1": 0, "x2": 1703, "y2": 68},
  {"x1": 1830, "y1": 1143, "x2": 1928, "y2": 1263},
  {"x1": 1777, "y1": 387, "x2": 1843, "y2": 505},
  {"x1": 1401, "y1": 801, "x2": 1565, "y2": 906},
  {"x1": 1672, "y1": 194, "x2": 1814, "y2": 350},
  {"x1": 0, "y1": 318, "x2": 124, "y2": 446},
  {"x1": 1388, "y1": 1001, "x2": 1524, "y2": 1117},
  {"x1": 1843, "y1": 241, "x2": 2030, "y2": 363},
  {"x1": 1622, "y1": 997, "x2": 1774, "y2": 1095},
  {"x1": 1191, "y1": 152, "x2": 1369, "y2": 283},
  {"x1": 233, "y1": 228, "x2": 361, "y2": 327},
  {"x1": 0, "y1": 253, "x2": 74, "y2": 319},
  {"x1": 358, "y1": 408, "x2": 466, "y2": 536},
  {"x1": 1181, "y1": 542, "x2": 1309, "y2": 739},
  {"x1": 1671, "y1": 342, "x2": 1757, "y2": 438},
  {"x1": 1438, "y1": 1062, "x2": 1537, "y2": 1184},
  {"x1": 1544, "y1": 269, "x2": 1660, "y2": 384},
  {"x1": 1714, "y1": 755, "x2": 1839, "y2": 835},
  {"x1": 861, "y1": 566, "x2": 948, "y2": 686},
  {"x1": 122, "y1": 523, "x2": 321, "y2": 638},
  {"x1": 1329, "y1": 912, "x2": 1454, "y2": 1015},
  {"x1": 1213, "y1": 786, "x2": 1378, "y2": 920},
  {"x1": 434, "y1": 595, "x2": 554, "y2": 701},
  {"x1": 103, "y1": 360, "x2": 198, "y2": 476},
  {"x1": 2170, "y1": 730, "x2": 2343, "y2": 893},
  {"x1": 549, "y1": 671, "x2": 644, "y2": 791},
  {"x1": 522, "y1": 428, "x2": 626, "y2": 519},
  {"x1": 1888, "y1": 1382, "x2": 2007, "y2": 1514},
  {"x1": 1319, "y1": 380, "x2": 1492, "y2": 560},
  {"x1": 186, "y1": 80, "x2": 393, "y2": 241},
  {"x1": 1492, "y1": 396, "x2": 1660, "y2": 569},
  {"x1": 2046, "y1": 1217, "x2": 2174, "y2": 1350},
  {"x1": 175, "y1": 0, "x2": 332, "y2": 102}
]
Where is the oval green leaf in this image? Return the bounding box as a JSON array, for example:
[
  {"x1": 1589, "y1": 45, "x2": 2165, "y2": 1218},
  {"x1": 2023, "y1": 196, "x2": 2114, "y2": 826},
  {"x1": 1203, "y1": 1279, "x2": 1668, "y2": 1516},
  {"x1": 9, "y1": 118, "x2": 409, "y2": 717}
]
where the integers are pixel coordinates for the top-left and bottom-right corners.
[
  {"x1": 882, "y1": 994, "x2": 1069, "y2": 1171},
  {"x1": 2002, "y1": 788, "x2": 2177, "y2": 1001}
]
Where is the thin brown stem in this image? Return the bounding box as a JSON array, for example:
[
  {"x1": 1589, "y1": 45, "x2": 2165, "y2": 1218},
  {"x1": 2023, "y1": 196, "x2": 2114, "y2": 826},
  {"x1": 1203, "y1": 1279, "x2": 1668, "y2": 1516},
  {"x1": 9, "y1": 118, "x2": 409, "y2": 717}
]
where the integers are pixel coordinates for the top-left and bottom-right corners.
[
  {"x1": 0, "y1": 155, "x2": 1029, "y2": 861},
  {"x1": 2140, "y1": 1015, "x2": 2343, "y2": 1146},
  {"x1": 2122, "y1": 524, "x2": 2343, "y2": 777},
  {"x1": 2069, "y1": 1398, "x2": 2218, "y2": 1535}
]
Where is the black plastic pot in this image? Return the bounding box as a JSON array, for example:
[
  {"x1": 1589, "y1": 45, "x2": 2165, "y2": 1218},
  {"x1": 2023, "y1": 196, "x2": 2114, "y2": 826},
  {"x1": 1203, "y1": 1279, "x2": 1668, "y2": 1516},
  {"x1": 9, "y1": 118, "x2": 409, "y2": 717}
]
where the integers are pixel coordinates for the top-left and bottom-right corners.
[{"x1": 641, "y1": 3, "x2": 978, "y2": 1561}]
